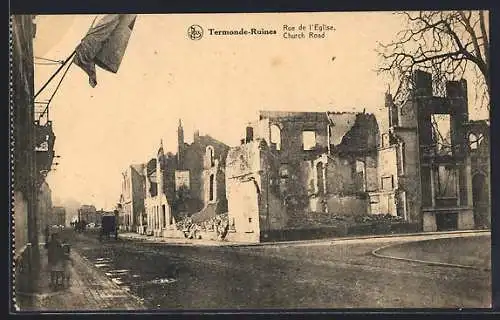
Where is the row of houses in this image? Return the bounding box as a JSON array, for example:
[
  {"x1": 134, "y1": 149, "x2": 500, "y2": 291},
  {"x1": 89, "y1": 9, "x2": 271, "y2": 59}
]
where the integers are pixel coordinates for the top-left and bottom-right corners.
[
  {"x1": 73, "y1": 204, "x2": 115, "y2": 226},
  {"x1": 117, "y1": 71, "x2": 490, "y2": 243}
]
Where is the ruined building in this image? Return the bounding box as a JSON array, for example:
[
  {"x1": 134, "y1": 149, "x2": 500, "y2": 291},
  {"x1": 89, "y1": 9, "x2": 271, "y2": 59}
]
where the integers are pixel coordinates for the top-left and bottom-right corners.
[
  {"x1": 118, "y1": 164, "x2": 146, "y2": 232},
  {"x1": 225, "y1": 110, "x2": 380, "y2": 242},
  {"x1": 176, "y1": 120, "x2": 230, "y2": 222},
  {"x1": 466, "y1": 119, "x2": 490, "y2": 228},
  {"x1": 141, "y1": 120, "x2": 230, "y2": 237},
  {"x1": 383, "y1": 70, "x2": 480, "y2": 231},
  {"x1": 143, "y1": 142, "x2": 177, "y2": 237}
]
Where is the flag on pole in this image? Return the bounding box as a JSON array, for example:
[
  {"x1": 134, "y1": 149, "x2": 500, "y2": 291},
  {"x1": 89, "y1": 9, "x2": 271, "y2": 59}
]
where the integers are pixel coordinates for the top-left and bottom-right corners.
[{"x1": 73, "y1": 14, "x2": 137, "y2": 87}]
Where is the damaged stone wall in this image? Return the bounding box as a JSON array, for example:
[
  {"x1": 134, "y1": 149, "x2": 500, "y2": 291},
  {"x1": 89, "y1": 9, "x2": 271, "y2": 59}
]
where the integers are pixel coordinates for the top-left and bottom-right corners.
[
  {"x1": 179, "y1": 133, "x2": 230, "y2": 214},
  {"x1": 259, "y1": 142, "x2": 288, "y2": 231},
  {"x1": 385, "y1": 70, "x2": 475, "y2": 231},
  {"x1": 252, "y1": 111, "x2": 331, "y2": 212},
  {"x1": 468, "y1": 120, "x2": 490, "y2": 228},
  {"x1": 392, "y1": 129, "x2": 421, "y2": 222},
  {"x1": 239, "y1": 111, "x2": 380, "y2": 228},
  {"x1": 377, "y1": 146, "x2": 398, "y2": 191},
  {"x1": 130, "y1": 164, "x2": 146, "y2": 228},
  {"x1": 325, "y1": 194, "x2": 368, "y2": 217},
  {"x1": 225, "y1": 140, "x2": 263, "y2": 242}
]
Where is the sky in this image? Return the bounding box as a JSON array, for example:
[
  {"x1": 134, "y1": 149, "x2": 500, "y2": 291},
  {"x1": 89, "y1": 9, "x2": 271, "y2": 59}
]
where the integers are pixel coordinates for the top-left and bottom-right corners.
[{"x1": 32, "y1": 12, "x2": 489, "y2": 210}]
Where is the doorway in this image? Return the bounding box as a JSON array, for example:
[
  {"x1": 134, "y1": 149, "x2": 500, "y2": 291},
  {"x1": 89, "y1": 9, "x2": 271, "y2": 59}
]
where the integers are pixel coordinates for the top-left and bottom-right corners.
[
  {"x1": 435, "y1": 212, "x2": 458, "y2": 231},
  {"x1": 472, "y1": 173, "x2": 488, "y2": 227}
]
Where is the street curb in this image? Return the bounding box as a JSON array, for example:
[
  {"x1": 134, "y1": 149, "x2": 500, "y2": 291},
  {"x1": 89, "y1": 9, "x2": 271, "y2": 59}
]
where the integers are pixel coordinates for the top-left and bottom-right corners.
[
  {"x1": 371, "y1": 233, "x2": 491, "y2": 271},
  {"x1": 227, "y1": 229, "x2": 492, "y2": 248},
  {"x1": 118, "y1": 229, "x2": 490, "y2": 248}
]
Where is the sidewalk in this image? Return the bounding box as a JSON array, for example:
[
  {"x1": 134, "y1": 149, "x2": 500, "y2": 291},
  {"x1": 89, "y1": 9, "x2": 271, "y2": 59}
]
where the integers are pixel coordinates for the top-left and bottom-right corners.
[
  {"x1": 119, "y1": 229, "x2": 491, "y2": 248},
  {"x1": 14, "y1": 244, "x2": 145, "y2": 312},
  {"x1": 119, "y1": 232, "x2": 225, "y2": 246}
]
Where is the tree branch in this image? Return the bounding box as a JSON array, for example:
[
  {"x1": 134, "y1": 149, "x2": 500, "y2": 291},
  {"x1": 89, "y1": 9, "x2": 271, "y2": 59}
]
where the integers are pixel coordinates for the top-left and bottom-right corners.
[
  {"x1": 479, "y1": 11, "x2": 489, "y2": 71},
  {"x1": 377, "y1": 10, "x2": 489, "y2": 110}
]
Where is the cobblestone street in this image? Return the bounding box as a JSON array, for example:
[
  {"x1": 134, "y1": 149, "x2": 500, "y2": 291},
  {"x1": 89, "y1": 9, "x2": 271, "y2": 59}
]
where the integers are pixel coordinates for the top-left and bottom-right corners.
[{"x1": 37, "y1": 230, "x2": 491, "y2": 310}]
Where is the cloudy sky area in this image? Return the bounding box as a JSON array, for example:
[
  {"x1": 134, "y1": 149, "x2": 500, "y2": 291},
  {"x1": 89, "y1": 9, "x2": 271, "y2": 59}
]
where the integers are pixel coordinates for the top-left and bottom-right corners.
[{"x1": 33, "y1": 12, "x2": 488, "y2": 210}]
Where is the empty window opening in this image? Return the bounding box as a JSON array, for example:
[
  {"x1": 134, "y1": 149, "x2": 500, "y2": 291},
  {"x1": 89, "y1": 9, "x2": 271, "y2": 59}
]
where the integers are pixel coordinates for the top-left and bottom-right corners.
[
  {"x1": 162, "y1": 205, "x2": 166, "y2": 228},
  {"x1": 246, "y1": 126, "x2": 254, "y2": 143},
  {"x1": 316, "y1": 162, "x2": 325, "y2": 194},
  {"x1": 303, "y1": 131, "x2": 316, "y2": 150},
  {"x1": 436, "y1": 212, "x2": 458, "y2": 231},
  {"x1": 328, "y1": 125, "x2": 332, "y2": 146},
  {"x1": 431, "y1": 114, "x2": 452, "y2": 155},
  {"x1": 355, "y1": 160, "x2": 366, "y2": 192},
  {"x1": 270, "y1": 124, "x2": 282, "y2": 150},
  {"x1": 469, "y1": 133, "x2": 484, "y2": 150},
  {"x1": 382, "y1": 133, "x2": 390, "y2": 148},
  {"x1": 381, "y1": 176, "x2": 394, "y2": 191},
  {"x1": 206, "y1": 146, "x2": 215, "y2": 167},
  {"x1": 209, "y1": 174, "x2": 215, "y2": 201},
  {"x1": 398, "y1": 143, "x2": 405, "y2": 175},
  {"x1": 435, "y1": 165, "x2": 457, "y2": 198}
]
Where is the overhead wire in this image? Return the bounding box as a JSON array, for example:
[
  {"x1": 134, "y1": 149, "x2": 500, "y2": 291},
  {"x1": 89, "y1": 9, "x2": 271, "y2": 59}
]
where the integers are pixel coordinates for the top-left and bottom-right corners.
[{"x1": 35, "y1": 56, "x2": 65, "y2": 64}]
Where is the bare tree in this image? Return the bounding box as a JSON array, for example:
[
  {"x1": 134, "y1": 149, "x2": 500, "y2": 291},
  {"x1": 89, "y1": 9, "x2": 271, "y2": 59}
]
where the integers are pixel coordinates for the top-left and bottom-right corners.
[{"x1": 377, "y1": 11, "x2": 489, "y2": 111}]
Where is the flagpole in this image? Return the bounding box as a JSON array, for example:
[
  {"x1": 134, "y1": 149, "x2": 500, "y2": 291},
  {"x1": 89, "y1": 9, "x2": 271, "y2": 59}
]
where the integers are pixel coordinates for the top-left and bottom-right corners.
[
  {"x1": 33, "y1": 51, "x2": 76, "y2": 99},
  {"x1": 33, "y1": 15, "x2": 99, "y2": 99}
]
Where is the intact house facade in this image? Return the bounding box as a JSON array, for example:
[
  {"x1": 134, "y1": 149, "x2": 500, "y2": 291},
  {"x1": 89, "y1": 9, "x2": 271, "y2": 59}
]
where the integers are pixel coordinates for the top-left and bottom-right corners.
[
  {"x1": 140, "y1": 120, "x2": 230, "y2": 237},
  {"x1": 50, "y1": 206, "x2": 66, "y2": 227},
  {"x1": 381, "y1": 70, "x2": 487, "y2": 232},
  {"x1": 78, "y1": 204, "x2": 98, "y2": 224},
  {"x1": 225, "y1": 110, "x2": 380, "y2": 242},
  {"x1": 118, "y1": 164, "x2": 146, "y2": 232}
]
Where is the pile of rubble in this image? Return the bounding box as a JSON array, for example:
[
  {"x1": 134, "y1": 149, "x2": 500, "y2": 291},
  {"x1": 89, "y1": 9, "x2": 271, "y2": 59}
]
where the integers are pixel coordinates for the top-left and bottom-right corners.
[
  {"x1": 353, "y1": 213, "x2": 404, "y2": 224},
  {"x1": 287, "y1": 211, "x2": 405, "y2": 229},
  {"x1": 176, "y1": 214, "x2": 230, "y2": 240}
]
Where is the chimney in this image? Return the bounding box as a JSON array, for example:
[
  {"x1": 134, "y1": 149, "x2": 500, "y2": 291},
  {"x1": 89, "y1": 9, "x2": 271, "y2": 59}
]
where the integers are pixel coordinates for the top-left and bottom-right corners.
[
  {"x1": 245, "y1": 126, "x2": 254, "y2": 143},
  {"x1": 413, "y1": 70, "x2": 433, "y2": 97},
  {"x1": 386, "y1": 92, "x2": 398, "y2": 127},
  {"x1": 194, "y1": 130, "x2": 200, "y2": 141}
]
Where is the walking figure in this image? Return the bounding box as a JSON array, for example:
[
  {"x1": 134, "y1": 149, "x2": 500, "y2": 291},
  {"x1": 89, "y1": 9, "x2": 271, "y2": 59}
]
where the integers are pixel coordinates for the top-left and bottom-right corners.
[{"x1": 47, "y1": 233, "x2": 72, "y2": 288}]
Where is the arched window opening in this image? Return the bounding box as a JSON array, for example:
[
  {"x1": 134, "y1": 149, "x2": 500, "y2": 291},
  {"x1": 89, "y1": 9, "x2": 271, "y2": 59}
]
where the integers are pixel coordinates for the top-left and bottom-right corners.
[{"x1": 270, "y1": 125, "x2": 282, "y2": 150}]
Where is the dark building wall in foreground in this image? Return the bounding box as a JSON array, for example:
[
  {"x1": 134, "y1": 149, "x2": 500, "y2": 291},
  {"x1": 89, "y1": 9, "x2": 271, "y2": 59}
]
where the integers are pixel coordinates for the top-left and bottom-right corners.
[{"x1": 12, "y1": 15, "x2": 37, "y2": 255}]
